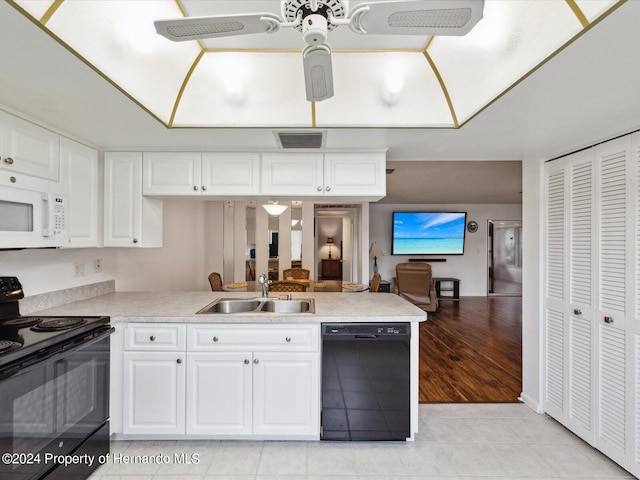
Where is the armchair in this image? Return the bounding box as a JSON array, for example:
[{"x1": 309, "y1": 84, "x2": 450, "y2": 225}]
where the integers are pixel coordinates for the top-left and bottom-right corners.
[{"x1": 395, "y1": 262, "x2": 439, "y2": 313}]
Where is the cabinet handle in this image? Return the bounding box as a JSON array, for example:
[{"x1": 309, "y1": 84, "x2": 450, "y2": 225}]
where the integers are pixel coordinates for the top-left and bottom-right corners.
[
  {"x1": 212, "y1": 336, "x2": 219, "y2": 342},
  {"x1": 3, "y1": 157, "x2": 14, "y2": 165},
  {"x1": 149, "y1": 335, "x2": 156, "y2": 341},
  {"x1": 9, "y1": 176, "x2": 16, "y2": 184},
  {"x1": 132, "y1": 238, "x2": 139, "y2": 244},
  {"x1": 244, "y1": 359, "x2": 250, "y2": 365},
  {"x1": 573, "y1": 309, "x2": 582, "y2": 315},
  {"x1": 193, "y1": 185, "x2": 199, "y2": 191},
  {"x1": 202, "y1": 185, "x2": 207, "y2": 191},
  {"x1": 604, "y1": 316, "x2": 614, "y2": 324},
  {"x1": 285, "y1": 336, "x2": 291, "y2": 343},
  {"x1": 317, "y1": 186, "x2": 322, "y2": 191},
  {"x1": 325, "y1": 186, "x2": 331, "y2": 191},
  {"x1": 253, "y1": 358, "x2": 259, "y2": 365},
  {"x1": 177, "y1": 358, "x2": 182, "y2": 364}
]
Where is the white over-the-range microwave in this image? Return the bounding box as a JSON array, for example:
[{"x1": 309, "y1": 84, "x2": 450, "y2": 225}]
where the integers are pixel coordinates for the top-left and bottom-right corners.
[{"x1": 0, "y1": 184, "x2": 68, "y2": 248}]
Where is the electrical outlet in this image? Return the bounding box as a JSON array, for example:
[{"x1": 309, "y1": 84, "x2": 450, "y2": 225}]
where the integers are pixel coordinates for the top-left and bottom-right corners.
[
  {"x1": 75, "y1": 263, "x2": 85, "y2": 277},
  {"x1": 94, "y1": 259, "x2": 102, "y2": 273}
]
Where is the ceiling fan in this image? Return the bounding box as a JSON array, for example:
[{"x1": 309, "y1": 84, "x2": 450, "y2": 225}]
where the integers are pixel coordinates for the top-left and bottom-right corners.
[{"x1": 155, "y1": 0, "x2": 484, "y2": 102}]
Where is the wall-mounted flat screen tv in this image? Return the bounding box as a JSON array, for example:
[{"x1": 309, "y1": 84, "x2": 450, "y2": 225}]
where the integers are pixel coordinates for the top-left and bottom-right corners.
[{"x1": 392, "y1": 212, "x2": 467, "y2": 255}]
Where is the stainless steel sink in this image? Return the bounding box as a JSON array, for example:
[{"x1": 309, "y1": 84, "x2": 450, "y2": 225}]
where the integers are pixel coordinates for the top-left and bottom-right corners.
[
  {"x1": 261, "y1": 299, "x2": 313, "y2": 313},
  {"x1": 197, "y1": 297, "x2": 315, "y2": 314}
]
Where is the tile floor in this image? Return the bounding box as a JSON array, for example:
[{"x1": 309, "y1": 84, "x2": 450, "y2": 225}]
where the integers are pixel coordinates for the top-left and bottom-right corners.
[{"x1": 89, "y1": 404, "x2": 633, "y2": 480}]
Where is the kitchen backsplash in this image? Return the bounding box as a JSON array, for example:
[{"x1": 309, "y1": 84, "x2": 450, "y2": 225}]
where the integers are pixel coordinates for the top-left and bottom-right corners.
[{"x1": 19, "y1": 280, "x2": 115, "y2": 315}]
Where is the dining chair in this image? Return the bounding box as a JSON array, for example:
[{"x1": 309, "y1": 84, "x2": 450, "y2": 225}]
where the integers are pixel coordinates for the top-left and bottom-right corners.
[
  {"x1": 269, "y1": 280, "x2": 308, "y2": 292},
  {"x1": 208, "y1": 272, "x2": 223, "y2": 291},
  {"x1": 282, "y1": 268, "x2": 310, "y2": 280},
  {"x1": 370, "y1": 273, "x2": 381, "y2": 293}
]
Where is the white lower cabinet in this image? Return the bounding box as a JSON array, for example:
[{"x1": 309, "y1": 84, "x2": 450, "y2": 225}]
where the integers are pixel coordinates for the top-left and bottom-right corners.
[
  {"x1": 122, "y1": 351, "x2": 186, "y2": 435},
  {"x1": 122, "y1": 323, "x2": 320, "y2": 439},
  {"x1": 186, "y1": 352, "x2": 253, "y2": 435}
]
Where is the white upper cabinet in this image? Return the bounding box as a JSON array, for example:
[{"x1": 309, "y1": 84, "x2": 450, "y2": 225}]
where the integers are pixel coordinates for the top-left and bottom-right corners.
[
  {"x1": 61, "y1": 138, "x2": 100, "y2": 248},
  {"x1": 143, "y1": 152, "x2": 201, "y2": 195},
  {"x1": 143, "y1": 151, "x2": 260, "y2": 196},
  {"x1": 104, "y1": 152, "x2": 162, "y2": 247},
  {"x1": 323, "y1": 152, "x2": 386, "y2": 197},
  {"x1": 261, "y1": 152, "x2": 324, "y2": 196},
  {"x1": 201, "y1": 152, "x2": 260, "y2": 195},
  {"x1": 0, "y1": 110, "x2": 60, "y2": 182},
  {"x1": 261, "y1": 151, "x2": 386, "y2": 200}
]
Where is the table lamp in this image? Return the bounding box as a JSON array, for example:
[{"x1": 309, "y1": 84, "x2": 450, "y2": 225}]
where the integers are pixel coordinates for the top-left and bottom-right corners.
[
  {"x1": 326, "y1": 236, "x2": 334, "y2": 259},
  {"x1": 369, "y1": 242, "x2": 384, "y2": 274}
]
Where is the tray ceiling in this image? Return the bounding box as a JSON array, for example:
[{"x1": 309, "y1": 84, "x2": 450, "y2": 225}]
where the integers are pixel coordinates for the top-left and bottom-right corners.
[{"x1": 9, "y1": 0, "x2": 621, "y2": 129}]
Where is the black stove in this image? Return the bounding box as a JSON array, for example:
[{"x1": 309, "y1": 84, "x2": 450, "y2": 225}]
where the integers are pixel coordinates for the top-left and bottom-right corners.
[
  {"x1": 0, "y1": 276, "x2": 112, "y2": 480},
  {"x1": 0, "y1": 276, "x2": 110, "y2": 373}
]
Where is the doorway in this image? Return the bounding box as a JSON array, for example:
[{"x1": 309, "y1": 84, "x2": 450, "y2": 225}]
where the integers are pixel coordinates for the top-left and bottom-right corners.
[{"x1": 487, "y1": 220, "x2": 522, "y2": 296}]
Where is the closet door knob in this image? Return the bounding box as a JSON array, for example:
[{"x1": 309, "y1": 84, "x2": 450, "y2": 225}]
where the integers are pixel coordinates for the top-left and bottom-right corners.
[
  {"x1": 573, "y1": 309, "x2": 582, "y2": 315},
  {"x1": 604, "y1": 316, "x2": 614, "y2": 324}
]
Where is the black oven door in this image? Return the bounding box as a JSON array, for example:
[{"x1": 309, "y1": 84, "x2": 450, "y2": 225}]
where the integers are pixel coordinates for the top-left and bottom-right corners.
[{"x1": 0, "y1": 328, "x2": 112, "y2": 480}]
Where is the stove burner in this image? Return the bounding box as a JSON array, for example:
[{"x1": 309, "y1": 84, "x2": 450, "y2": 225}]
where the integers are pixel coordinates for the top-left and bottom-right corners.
[
  {"x1": 31, "y1": 318, "x2": 87, "y2": 332},
  {"x1": 0, "y1": 340, "x2": 21, "y2": 353},
  {"x1": 1, "y1": 317, "x2": 44, "y2": 328}
]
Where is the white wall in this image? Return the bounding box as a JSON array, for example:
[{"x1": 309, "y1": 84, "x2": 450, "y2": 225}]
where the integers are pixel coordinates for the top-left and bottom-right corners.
[
  {"x1": 0, "y1": 200, "x2": 224, "y2": 296},
  {"x1": 369, "y1": 203, "x2": 522, "y2": 295}
]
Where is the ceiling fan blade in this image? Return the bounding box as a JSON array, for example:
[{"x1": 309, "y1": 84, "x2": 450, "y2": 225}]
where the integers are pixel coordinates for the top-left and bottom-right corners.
[
  {"x1": 303, "y1": 44, "x2": 334, "y2": 102},
  {"x1": 349, "y1": 0, "x2": 484, "y2": 36},
  {"x1": 155, "y1": 13, "x2": 283, "y2": 41}
]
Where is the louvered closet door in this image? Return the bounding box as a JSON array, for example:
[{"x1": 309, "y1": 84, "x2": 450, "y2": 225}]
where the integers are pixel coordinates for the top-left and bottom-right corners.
[
  {"x1": 632, "y1": 132, "x2": 640, "y2": 479},
  {"x1": 595, "y1": 136, "x2": 633, "y2": 467},
  {"x1": 567, "y1": 150, "x2": 596, "y2": 443},
  {"x1": 544, "y1": 160, "x2": 568, "y2": 420}
]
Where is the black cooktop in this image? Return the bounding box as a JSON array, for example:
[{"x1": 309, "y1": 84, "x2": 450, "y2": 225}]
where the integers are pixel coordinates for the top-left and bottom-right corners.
[{"x1": 0, "y1": 277, "x2": 110, "y2": 370}]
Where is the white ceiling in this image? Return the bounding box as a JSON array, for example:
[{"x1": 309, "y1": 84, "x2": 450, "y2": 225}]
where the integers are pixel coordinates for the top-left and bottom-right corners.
[{"x1": 0, "y1": 1, "x2": 639, "y2": 204}]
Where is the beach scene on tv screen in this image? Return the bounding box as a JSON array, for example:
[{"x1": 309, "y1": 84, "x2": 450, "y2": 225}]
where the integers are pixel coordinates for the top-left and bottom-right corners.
[{"x1": 393, "y1": 212, "x2": 466, "y2": 255}]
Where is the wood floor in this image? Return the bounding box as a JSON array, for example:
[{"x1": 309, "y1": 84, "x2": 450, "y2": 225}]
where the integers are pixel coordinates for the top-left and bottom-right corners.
[{"x1": 419, "y1": 296, "x2": 522, "y2": 403}]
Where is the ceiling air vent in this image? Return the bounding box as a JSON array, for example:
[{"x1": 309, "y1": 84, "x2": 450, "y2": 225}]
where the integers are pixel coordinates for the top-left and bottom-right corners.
[{"x1": 274, "y1": 131, "x2": 326, "y2": 149}]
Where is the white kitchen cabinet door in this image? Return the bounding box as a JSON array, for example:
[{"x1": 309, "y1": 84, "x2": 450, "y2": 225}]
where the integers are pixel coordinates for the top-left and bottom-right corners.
[
  {"x1": 323, "y1": 152, "x2": 385, "y2": 197},
  {"x1": 201, "y1": 152, "x2": 260, "y2": 195},
  {"x1": 261, "y1": 153, "x2": 324, "y2": 196},
  {"x1": 143, "y1": 152, "x2": 201, "y2": 195},
  {"x1": 186, "y1": 352, "x2": 252, "y2": 435},
  {"x1": 252, "y1": 352, "x2": 319, "y2": 437},
  {"x1": 0, "y1": 110, "x2": 60, "y2": 181},
  {"x1": 123, "y1": 351, "x2": 186, "y2": 435},
  {"x1": 104, "y1": 152, "x2": 162, "y2": 247},
  {"x1": 62, "y1": 138, "x2": 100, "y2": 248}
]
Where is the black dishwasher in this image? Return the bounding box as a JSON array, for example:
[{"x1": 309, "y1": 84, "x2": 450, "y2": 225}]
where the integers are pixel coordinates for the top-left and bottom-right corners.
[{"x1": 321, "y1": 323, "x2": 411, "y2": 441}]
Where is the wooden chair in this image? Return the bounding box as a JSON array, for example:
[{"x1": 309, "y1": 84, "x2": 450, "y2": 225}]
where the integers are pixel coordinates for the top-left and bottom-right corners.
[
  {"x1": 268, "y1": 280, "x2": 308, "y2": 292},
  {"x1": 282, "y1": 268, "x2": 310, "y2": 280},
  {"x1": 395, "y1": 262, "x2": 438, "y2": 313},
  {"x1": 370, "y1": 273, "x2": 381, "y2": 293},
  {"x1": 208, "y1": 272, "x2": 223, "y2": 292}
]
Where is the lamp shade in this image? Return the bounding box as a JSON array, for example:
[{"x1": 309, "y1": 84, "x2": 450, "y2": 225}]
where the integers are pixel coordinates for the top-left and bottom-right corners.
[
  {"x1": 369, "y1": 242, "x2": 385, "y2": 258},
  {"x1": 326, "y1": 236, "x2": 334, "y2": 245}
]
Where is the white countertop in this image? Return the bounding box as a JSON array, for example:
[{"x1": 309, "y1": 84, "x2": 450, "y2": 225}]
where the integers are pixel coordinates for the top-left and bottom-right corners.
[{"x1": 32, "y1": 291, "x2": 427, "y2": 324}]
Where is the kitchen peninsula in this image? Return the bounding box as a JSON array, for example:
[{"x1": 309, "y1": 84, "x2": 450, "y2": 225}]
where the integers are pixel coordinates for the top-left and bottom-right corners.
[{"x1": 32, "y1": 290, "x2": 426, "y2": 442}]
